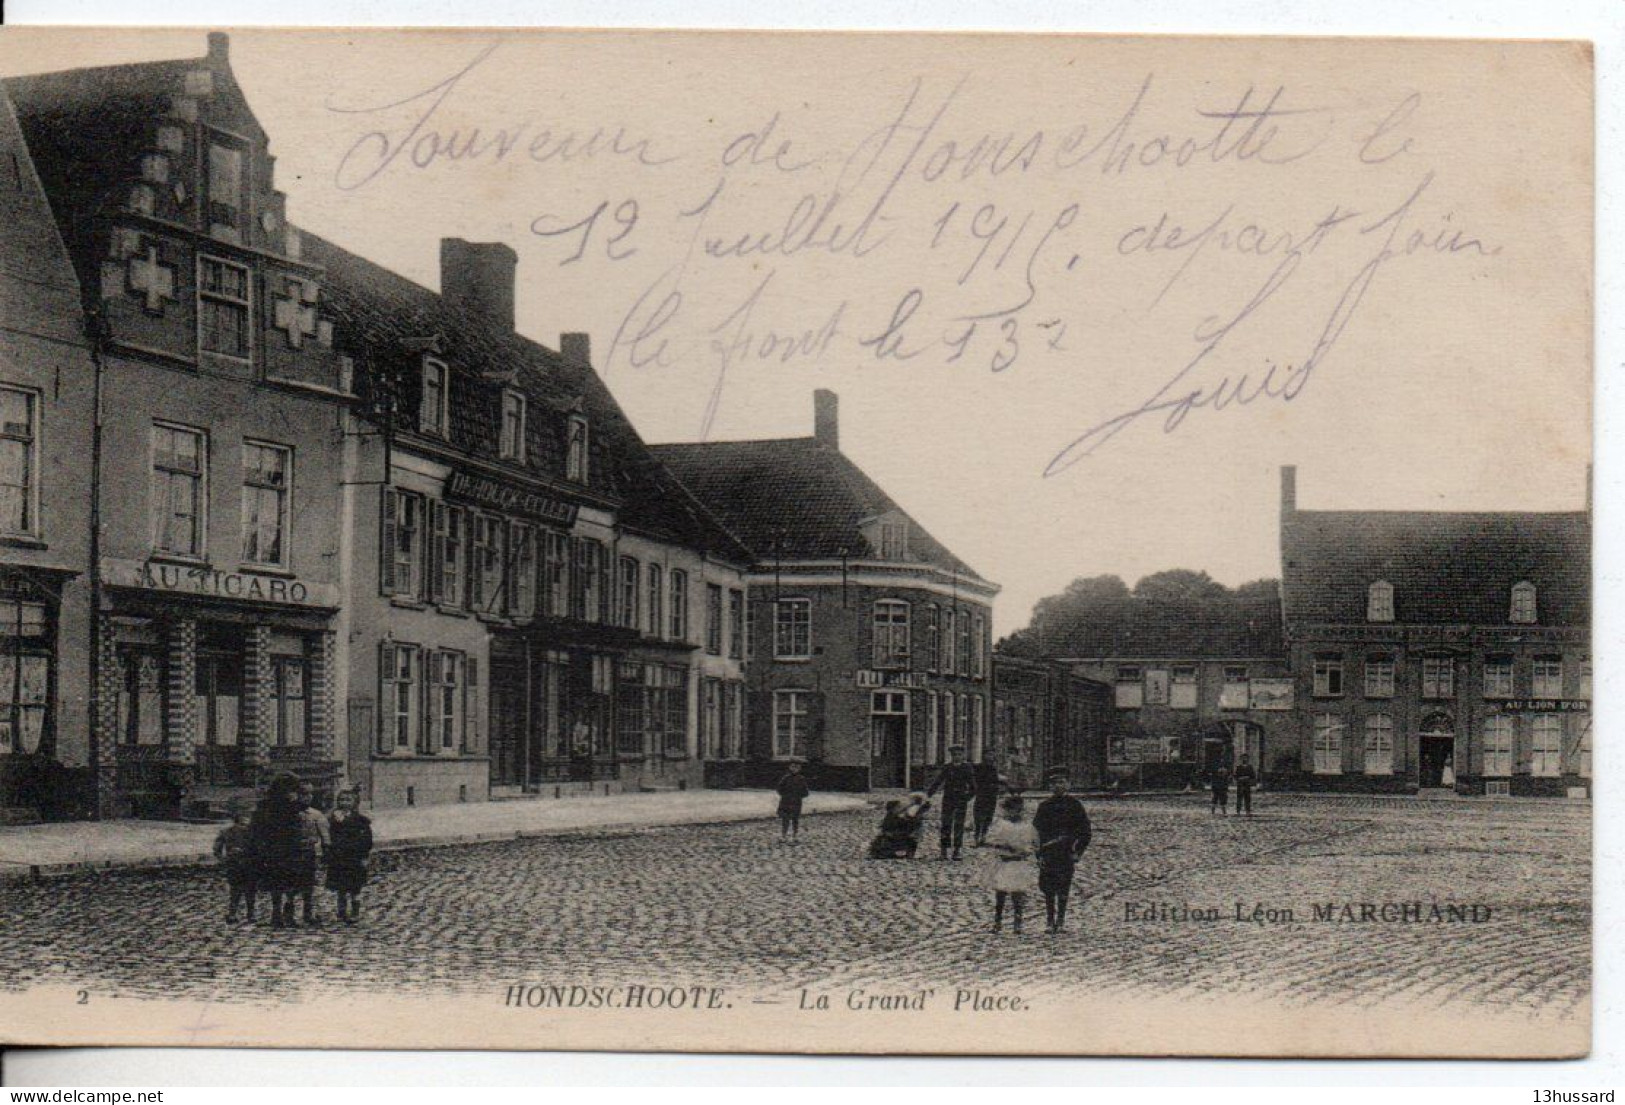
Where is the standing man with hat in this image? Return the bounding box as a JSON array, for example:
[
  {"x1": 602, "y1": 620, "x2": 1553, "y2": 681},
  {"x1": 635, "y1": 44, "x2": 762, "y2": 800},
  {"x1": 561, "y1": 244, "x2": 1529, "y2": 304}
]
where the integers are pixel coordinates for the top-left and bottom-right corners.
[
  {"x1": 1033, "y1": 767, "x2": 1092, "y2": 933},
  {"x1": 926, "y1": 746, "x2": 977, "y2": 860}
]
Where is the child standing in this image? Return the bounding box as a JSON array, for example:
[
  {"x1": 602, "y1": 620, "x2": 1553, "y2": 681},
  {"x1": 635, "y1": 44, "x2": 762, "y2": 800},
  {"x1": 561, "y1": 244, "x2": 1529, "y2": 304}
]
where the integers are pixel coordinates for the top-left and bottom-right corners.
[
  {"x1": 326, "y1": 788, "x2": 374, "y2": 924},
  {"x1": 295, "y1": 781, "x2": 329, "y2": 926},
  {"x1": 982, "y1": 795, "x2": 1037, "y2": 933},
  {"x1": 775, "y1": 759, "x2": 810, "y2": 843},
  {"x1": 212, "y1": 803, "x2": 257, "y2": 924}
]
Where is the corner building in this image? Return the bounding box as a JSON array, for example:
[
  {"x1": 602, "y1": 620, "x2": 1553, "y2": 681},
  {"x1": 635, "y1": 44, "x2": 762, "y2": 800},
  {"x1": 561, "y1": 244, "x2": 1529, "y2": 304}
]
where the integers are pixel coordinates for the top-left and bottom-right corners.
[{"x1": 653, "y1": 392, "x2": 999, "y2": 791}]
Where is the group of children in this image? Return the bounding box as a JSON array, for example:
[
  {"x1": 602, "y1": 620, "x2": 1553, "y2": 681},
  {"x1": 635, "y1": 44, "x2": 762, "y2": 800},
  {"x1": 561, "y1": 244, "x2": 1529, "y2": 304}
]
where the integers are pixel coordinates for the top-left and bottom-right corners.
[{"x1": 212, "y1": 773, "x2": 375, "y2": 929}]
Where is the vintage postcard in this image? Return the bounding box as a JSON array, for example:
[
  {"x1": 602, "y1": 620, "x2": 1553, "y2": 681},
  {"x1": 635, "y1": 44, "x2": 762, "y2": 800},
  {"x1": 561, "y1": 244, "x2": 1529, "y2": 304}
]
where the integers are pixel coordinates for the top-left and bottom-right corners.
[{"x1": 0, "y1": 27, "x2": 1592, "y2": 1057}]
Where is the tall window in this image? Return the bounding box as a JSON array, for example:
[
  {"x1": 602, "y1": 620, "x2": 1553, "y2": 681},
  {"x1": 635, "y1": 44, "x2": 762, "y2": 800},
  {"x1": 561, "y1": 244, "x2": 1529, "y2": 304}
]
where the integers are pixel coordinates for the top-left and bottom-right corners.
[
  {"x1": 1483, "y1": 714, "x2": 1514, "y2": 776},
  {"x1": 206, "y1": 138, "x2": 245, "y2": 238},
  {"x1": 926, "y1": 692, "x2": 940, "y2": 765},
  {"x1": 1367, "y1": 580, "x2": 1394, "y2": 622},
  {"x1": 1364, "y1": 656, "x2": 1395, "y2": 699},
  {"x1": 723, "y1": 682, "x2": 744, "y2": 759},
  {"x1": 1363, "y1": 713, "x2": 1394, "y2": 775},
  {"x1": 957, "y1": 611, "x2": 972, "y2": 677},
  {"x1": 426, "y1": 650, "x2": 467, "y2": 754},
  {"x1": 646, "y1": 564, "x2": 663, "y2": 637},
  {"x1": 0, "y1": 387, "x2": 38, "y2": 537},
  {"x1": 618, "y1": 557, "x2": 640, "y2": 629},
  {"x1": 500, "y1": 390, "x2": 527, "y2": 461},
  {"x1": 1312, "y1": 655, "x2": 1344, "y2": 697},
  {"x1": 972, "y1": 613, "x2": 987, "y2": 678},
  {"x1": 877, "y1": 520, "x2": 908, "y2": 560},
  {"x1": 152, "y1": 424, "x2": 206, "y2": 557},
  {"x1": 380, "y1": 489, "x2": 424, "y2": 599},
  {"x1": 921, "y1": 605, "x2": 939, "y2": 672},
  {"x1": 1531, "y1": 714, "x2": 1562, "y2": 777},
  {"x1": 1483, "y1": 657, "x2": 1514, "y2": 698},
  {"x1": 543, "y1": 531, "x2": 569, "y2": 617},
  {"x1": 940, "y1": 692, "x2": 956, "y2": 756},
  {"x1": 420, "y1": 359, "x2": 449, "y2": 436},
  {"x1": 727, "y1": 589, "x2": 744, "y2": 659},
  {"x1": 272, "y1": 656, "x2": 307, "y2": 747},
  {"x1": 669, "y1": 570, "x2": 689, "y2": 640},
  {"x1": 380, "y1": 642, "x2": 420, "y2": 753},
  {"x1": 1115, "y1": 665, "x2": 1144, "y2": 709},
  {"x1": 1421, "y1": 656, "x2": 1454, "y2": 699},
  {"x1": 430, "y1": 503, "x2": 466, "y2": 607},
  {"x1": 872, "y1": 600, "x2": 910, "y2": 669},
  {"x1": 1171, "y1": 665, "x2": 1198, "y2": 710},
  {"x1": 566, "y1": 415, "x2": 590, "y2": 483},
  {"x1": 772, "y1": 690, "x2": 809, "y2": 759},
  {"x1": 241, "y1": 441, "x2": 290, "y2": 566},
  {"x1": 701, "y1": 678, "x2": 722, "y2": 759},
  {"x1": 705, "y1": 583, "x2": 723, "y2": 655},
  {"x1": 1510, "y1": 581, "x2": 1537, "y2": 624},
  {"x1": 774, "y1": 598, "x2": 811, "y2": 659},
  {"x1": 571, "y1": 538, "x2": 603, "y2": 622},
  {"x1": 1532, "y1": 657, "x2": 1563, "y2": 698},
  {"x1": 1312, "y1": 713, "x2": 1344, "y2": 774},
  {"x1": 198, "y1": 257, "x2": 250, "y2": 358},
  {"x1": 471, "y1": 515, "x2": 507, "y2": 614},
  {"x1": 941, "y1": 609, "x2": 958, "y2": 675},
  {"x1": 508, "y1": 524, "x2": 537, "y2": 618}
]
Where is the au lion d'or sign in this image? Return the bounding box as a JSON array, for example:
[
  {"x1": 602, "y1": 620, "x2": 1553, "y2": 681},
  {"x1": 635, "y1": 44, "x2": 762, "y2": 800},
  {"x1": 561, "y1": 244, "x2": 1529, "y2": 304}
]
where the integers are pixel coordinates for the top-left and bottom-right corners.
[{"x1": 101, "y1": 558, "x2": 340, "y2": 609}]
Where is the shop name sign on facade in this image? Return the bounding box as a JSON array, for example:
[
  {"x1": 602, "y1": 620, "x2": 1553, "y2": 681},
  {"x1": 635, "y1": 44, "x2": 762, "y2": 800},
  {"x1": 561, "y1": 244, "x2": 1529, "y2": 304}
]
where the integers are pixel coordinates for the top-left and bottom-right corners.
[
  {"x1": 101, "y1": 558, "x2": 339, "y2": 609},
  {"x1": 445, "y1": 469, "x2": 580, "y2": 528},
  {"x1": 856, "y1": 670, "x2": 931, "y2": 689},
  {"x1": 1499, "y1": 698, "x2": 1591, "y2": 713}
]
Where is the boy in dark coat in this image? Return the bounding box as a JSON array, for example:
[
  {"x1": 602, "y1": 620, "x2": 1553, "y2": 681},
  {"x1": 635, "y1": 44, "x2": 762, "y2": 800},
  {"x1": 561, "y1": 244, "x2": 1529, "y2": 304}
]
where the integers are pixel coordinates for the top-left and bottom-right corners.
[
  {"x1": 1033, "y1": 768, "x2": 1092, "y2": 934},
  {"x1": 1232, "y1": 755, "x2": 1257, "y2": 816},
  {"x1": 250, "y1": 773, "x2": 306, "y2": 929},
  {"x1": 775, "y1": 760, "x2": 811, "y2": 842},
  {"x1": 971, "y1": 756, "x2": 1003, "y2": 846},
  {"x1": 326, "y1": 788, "x2": 374, "y2": 924},
  {"x1": 926, "y1": 746, "x2": 976, "y2": 860},
  {"x1": 212, "y1": 802, "x2": 257, "y2": 923},
  {"x1": 1209, "y1": 764, "x2": 1231, "y2": 816}
]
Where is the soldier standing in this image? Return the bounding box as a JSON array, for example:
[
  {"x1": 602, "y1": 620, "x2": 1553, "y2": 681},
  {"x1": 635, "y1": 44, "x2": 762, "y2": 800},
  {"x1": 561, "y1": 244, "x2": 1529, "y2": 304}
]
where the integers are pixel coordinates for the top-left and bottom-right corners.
[
  {"x1": 926, "y1": 746, "x2": 977, "y2": 860},
  {"x1": 1232, "y1": 754, "x2": 1257, "y2": 817},
  {"x1": 1032, "y1": 768, "x2": 1092, "y2": 934}
]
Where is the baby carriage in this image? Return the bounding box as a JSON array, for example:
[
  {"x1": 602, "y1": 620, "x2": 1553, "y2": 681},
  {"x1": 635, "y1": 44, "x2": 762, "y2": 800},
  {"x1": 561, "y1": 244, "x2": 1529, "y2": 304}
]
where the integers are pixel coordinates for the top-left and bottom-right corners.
[{"x1": 868, "y1": 792, "x2": 930, "y2": 859}]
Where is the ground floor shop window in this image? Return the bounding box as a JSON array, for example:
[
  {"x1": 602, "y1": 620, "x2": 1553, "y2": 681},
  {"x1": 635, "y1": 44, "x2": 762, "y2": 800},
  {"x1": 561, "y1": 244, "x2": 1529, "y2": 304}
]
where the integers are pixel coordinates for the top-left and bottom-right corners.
[
  {"x1": 1312, "y1": 713, "x2": 1343, "y2": 774},
  {"x1": 1363, "y1": 713, "x2": 1394, "y2": 775},
  {"x1": 0, "y1": 651, "x2": 48, "y2": 754},
  {"x1": 118, "y1": 649, "x2": 164, "y2": 746},
  {"x1": 273, "y1": 655, "x2": 308, "y2": 747},
  {"x1": 380, "y1": 643, "x2": 420, "y2": 753},
  {"x1": 773, "y1": 690, "x2": 809, "y2": 759},
  {"x1": 1482, "y1": 714, "x2": 1514, "y2": 776},
  {"x1": 615, "y1": 662, "x2": 688, "y2": 757},
  {"x1": 1531, "y1": 714, "x2": 1562, "y2": 777}
]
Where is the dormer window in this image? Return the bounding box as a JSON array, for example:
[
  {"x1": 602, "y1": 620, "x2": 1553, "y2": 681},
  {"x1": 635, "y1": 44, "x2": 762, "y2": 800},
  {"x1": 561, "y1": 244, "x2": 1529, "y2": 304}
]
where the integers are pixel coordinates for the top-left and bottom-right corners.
[
  {"x1": 1366, "y1": 580, "x2": 1394, "y2": 622},
  {"x1": 420, "y1": 359, "x2": 449, "y2": 436},
  {"x1": 500, "y1": 390, "x2": 526, "y2": 462},
  {"x1": 206, "y1": 135, "x2": 246, "y2": 242},
  {"x1": 878, "y1": 520, "x2": 909, "y2": 560},
  {"x1": 1510, "y1": 581, "x2": 1537, "y2": 624},
  {"x1": 566, "y1": 415, "x2": 590, "y2": 484}
]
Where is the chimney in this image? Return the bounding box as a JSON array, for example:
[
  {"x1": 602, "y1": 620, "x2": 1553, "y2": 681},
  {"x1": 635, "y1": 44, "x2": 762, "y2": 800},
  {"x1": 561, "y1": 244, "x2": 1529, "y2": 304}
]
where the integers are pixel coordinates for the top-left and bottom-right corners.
[
  {"x1": 814, "y1": 389, "x2": 839, "y2": 450},
  {"x1": 440, "y1": 238, "x2": 517, "y2": 331},
  {"x1": 207, "y1": 32, "x2": 230, "y2": 64},
  {"x1": 560, "y1": 332, "x2": 591, "y2": 366},
  {"x1": 1280, "y1": 465, "x2": 1297, "y2": 514}
]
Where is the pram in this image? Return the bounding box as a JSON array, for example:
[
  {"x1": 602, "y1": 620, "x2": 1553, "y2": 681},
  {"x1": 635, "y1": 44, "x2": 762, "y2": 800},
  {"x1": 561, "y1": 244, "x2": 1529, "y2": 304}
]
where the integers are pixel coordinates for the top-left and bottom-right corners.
[{"x1": 867, "y1": 793, "x2": 930, "y2": 859}]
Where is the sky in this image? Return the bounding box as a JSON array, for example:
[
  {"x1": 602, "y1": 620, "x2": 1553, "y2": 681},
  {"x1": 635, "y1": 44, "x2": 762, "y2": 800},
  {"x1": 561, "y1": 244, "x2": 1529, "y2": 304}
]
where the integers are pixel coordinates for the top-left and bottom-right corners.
[{"x1": 0, "y1": 28, "x2": 1593, "y2": 636}]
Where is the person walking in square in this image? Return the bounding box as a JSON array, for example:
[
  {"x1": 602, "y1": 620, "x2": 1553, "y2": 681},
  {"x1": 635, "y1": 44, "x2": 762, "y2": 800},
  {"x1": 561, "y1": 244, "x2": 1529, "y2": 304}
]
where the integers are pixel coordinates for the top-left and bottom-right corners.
[
  {"x1": 775, "y1": 759, "x2": 811, "y2": 843},
  {"x1": 1209, "y1": 763, "x2": 1230, "y2": 816},
  {"x1": 294, "y1": 780, "x2": 330, "y2": 926},
  {"x1": 971, "y1": 755, "x2": 1003, "y2": 846},
  {"x1": 249, "y1": 773, "x2": 305, "y2": 930},
  {"x1": 1232, "y1": 754, "x2": 1257, "y2": 817},
  {"x1": 1033, "y1": 768, "x2": 1092, "y2": 934},
  {"x1": 212, "y1": 801, "x2": 257, "y2": 924},
  {"x1": 927, "y1": 746, "x2": 976, "y2": 860},
  {"x1": 982, "y1": 795, "x2": 1037, "y2": 933},
  {"x1": 326, "y1": 787, "x2": 374, "y2": 924}
]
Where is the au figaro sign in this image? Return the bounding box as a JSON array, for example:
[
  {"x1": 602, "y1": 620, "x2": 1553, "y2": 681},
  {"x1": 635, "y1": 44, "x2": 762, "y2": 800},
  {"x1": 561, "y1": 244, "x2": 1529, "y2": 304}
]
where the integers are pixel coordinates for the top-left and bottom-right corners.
[{"x1": 101, "y1": 558, "x2": 340, "y2": 609}]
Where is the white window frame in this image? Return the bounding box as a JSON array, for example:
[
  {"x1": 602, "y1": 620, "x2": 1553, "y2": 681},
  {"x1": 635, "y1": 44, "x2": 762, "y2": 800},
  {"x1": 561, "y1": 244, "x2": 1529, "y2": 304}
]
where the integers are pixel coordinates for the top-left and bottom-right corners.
[
  {"x1": 727, "y1": 589, "x2": 744, "y2": 660},
  {"x1": 1483, "y1": 714, "x2": 1514, "y2": 776},
  {"x1": 382, "y1": 642, "x2": 420, "y2": 754},
  {"x1": 240, "y1": 440, "x2": 292, "y2": 568},
  {"x1": 772, "y1": 689, "x2": 809, "y2": 760},
  {"x1": 705, "y1": 582, "x2": 724, "y2": 655},
  {"x1": 151, "y1": 422, "x2": 208, "y2": 560},
  {"x1": 420, "y1": 358, "x2": 449, "y2": 437},
  {"x1": 646, "y1": 564, "x2": 664, "y2": 637},
  {"x1": 1367, "y1": 580, "x2": 1394, "y2": 622},
  {"x1": 1364, "y1": 656, "x2": 1395, "y2": 699},
  {"x1": 566, "y1": 414, "x2": 590, "y2": 483},
  {"x1": 1483, "y1": 658, "x2": 1515, "y2": 699},
  {"x1": 774, "y1": 597, "x2": 812, "y2": 660},
  {"x1": 669, "y1": 569, "x2": 689, "y2": 641},
  {"x1": 872, "y1": 600, "x2": 911, "y2": 670},
  {"x1": 618, "y1": 556, "x2": 640, "y2": 630},
  {"x1": 1313, "y1": 656, "x2": 1344, "y2": 697},
  {"x1": 1312, "y1": 713, "x2": 1344, "y2": 774},
  {"x1": 499, "y1": 389, "x2": 527, "y2": 462},
  {"x1": 197, "y1": 254, "x2": 252, "y2": 360},
  {"x1": 0, "y1": 386, "x2": 40, "y2": 538},
  {"x1": 1510, "y1": 581, "x2": 1537, "y2": 624},
  {"x1": 1363, "y1": 713, "x2": 1394, "y2": 775},
  {"x1": 1532, "y1": 657, "x2": 1564, "y2": 699},
  {"x1": 1421, "y1": 656, "x2": 1454, "y2": 700},
  {"x1": 1531, "y1": 714, "x2": 1562, "y2": 777}
]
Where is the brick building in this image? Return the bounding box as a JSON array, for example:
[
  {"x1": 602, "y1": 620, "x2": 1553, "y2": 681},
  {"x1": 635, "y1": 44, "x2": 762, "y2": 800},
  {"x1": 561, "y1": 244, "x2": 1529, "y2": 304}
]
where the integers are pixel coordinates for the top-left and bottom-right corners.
[
  {"x1": 1279, "y1": 466, "x2": 1591, "y2": 797},
  {"x1": 654, "y1": 393, "x2": 999, "y2": 792},
  {"x1": 988, "y1": 654, "x2": 1109, "y2": 790},
  {"x1": 7, "y1": 36, "x2": 350, "y2": 817}
]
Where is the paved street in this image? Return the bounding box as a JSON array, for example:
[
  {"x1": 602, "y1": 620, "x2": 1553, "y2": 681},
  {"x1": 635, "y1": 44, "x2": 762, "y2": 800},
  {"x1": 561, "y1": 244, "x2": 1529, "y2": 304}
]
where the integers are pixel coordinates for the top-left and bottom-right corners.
[{"x1": 0, "y1": 796, "x2": 1588, "y2": 1018}]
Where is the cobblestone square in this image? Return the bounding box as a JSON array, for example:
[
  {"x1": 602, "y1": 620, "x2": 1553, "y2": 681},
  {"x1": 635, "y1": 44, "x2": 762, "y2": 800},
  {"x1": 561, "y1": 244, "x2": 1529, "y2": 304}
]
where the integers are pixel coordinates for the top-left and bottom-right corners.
[{"x1": 0, "y1": 795, "x2": 1588, "y2": 1021}]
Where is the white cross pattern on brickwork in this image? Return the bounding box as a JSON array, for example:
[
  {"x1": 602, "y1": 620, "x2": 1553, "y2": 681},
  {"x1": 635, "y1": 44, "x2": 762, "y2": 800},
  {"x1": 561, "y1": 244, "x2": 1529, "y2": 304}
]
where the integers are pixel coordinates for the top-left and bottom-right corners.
[
  {"x1": 273, "y1": 278, "x2": 320, "y2": 349},
  {"x1": 128, "y1": 245, "x2": 175, "y2": 313}
]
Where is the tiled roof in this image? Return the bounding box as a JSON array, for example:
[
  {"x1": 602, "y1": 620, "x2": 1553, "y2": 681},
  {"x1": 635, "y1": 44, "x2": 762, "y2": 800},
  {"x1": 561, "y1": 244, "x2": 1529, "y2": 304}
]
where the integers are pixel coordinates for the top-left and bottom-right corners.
[
  {"x1": 650, "y1": 436, "x2": 989, "y2": 582},
  {"x1": 299, "y1": 230, "x2": 751, "y2": 563},
  {"x1": 1041, "y1": 592, "x2": 1285, "y2": 659},
  {"x1": 1281, "y1": 509, "x2": 1590, "y2": 628}
]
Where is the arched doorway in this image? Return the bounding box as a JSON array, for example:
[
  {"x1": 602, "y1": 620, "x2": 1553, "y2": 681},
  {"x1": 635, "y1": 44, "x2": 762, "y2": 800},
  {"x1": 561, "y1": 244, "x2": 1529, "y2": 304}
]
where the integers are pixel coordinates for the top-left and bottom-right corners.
[{"x1": 1418, "y1": 711, "x2": 1456, "y2": 789}]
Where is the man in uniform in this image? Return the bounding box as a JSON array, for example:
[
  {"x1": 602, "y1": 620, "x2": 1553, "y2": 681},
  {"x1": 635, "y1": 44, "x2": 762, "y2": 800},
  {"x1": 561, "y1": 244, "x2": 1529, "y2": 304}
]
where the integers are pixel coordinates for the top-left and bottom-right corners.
[
  {"x1": 1033, "y1": 767, "x2": 1092, "y2": 933},
  {"x1": 1232, "y1": 754, "x2": 1258, "y2": 817},
  {"x1": 926, "y1": 746, "x2": 977, "y2": 860}
]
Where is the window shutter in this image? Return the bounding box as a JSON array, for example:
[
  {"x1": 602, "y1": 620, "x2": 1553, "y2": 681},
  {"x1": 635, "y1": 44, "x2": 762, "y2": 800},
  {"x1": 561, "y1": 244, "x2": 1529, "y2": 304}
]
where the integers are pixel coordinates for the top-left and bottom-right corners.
[
  {"x1": 465, "y1": 655, "x2": 480, "y2": 755},
  {"x1": 377, "y1": 642, "x2": 392, "y2": 754},
  {"x1": 805, "y1": 690, "x2": 826, "y2": 762},
  {"x1": 447, "y1": 505, "x2": 465, "y2": 610},
  {"x1": 428, "y1": 501, "x2": 447, "y2": 604},
  {"x1": 380, "y1": 489, "x2": 397, "y2": 595},
  {"x1": 419, "y1": 652, "x2": 436, "y2": 755}
]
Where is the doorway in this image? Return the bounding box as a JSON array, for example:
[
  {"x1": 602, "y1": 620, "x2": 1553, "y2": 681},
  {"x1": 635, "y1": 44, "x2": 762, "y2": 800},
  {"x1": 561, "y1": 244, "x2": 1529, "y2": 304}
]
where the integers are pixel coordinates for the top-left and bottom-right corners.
[
  {"x1": 193, "y1": 648, "x2": 246, "y2": 786},
  {"x1": 489, "y1": 655, "x2": 527, "y2": 788},
  {"x1": 1418, "y1": 713, "x2": 1456, "y2": 788},
  {"x1": 870, "y1": 690, "x2": 909, "y2": 788}
]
